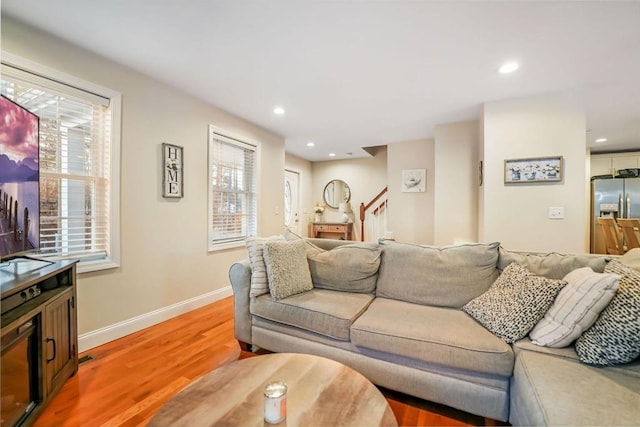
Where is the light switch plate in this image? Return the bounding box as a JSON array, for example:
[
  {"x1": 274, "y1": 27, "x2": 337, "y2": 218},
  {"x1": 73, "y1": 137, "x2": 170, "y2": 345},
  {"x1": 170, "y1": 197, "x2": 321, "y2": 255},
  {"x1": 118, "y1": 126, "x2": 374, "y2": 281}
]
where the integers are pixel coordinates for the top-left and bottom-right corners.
[{"x1": 549, "y1": 207, "x2": 565, "y2": 219}]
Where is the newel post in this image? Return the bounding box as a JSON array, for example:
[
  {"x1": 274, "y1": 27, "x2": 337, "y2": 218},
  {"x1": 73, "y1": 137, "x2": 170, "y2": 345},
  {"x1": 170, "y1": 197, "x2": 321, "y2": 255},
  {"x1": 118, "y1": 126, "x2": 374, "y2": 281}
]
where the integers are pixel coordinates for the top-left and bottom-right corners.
[{"x1": 359, "y1": 203, "x2": 365, "y2": 242}]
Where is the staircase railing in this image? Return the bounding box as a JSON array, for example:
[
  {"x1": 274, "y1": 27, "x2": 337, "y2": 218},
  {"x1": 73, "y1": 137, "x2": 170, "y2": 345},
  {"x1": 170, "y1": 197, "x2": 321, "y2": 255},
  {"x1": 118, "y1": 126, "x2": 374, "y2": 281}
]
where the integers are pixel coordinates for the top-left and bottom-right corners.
[{"x1": 359, "y1": 186, "x2": 388, "y2": 242}]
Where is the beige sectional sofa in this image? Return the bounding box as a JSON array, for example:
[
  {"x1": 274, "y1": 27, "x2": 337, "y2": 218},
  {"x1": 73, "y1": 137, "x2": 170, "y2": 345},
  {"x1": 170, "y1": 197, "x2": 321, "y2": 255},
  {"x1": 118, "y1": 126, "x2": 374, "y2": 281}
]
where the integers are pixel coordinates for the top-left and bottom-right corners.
[{"x1": 229, "y1": 237, "x2": 640, "y2": 425}]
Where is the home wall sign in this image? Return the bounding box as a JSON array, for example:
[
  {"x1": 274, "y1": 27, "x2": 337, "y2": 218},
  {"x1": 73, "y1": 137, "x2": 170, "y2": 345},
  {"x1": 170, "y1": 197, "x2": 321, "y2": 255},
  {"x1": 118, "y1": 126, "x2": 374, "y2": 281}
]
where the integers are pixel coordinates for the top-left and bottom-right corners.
[
  {"x1": 504, "y1": 156, "x2": 563, "y2": 184},
  {"x1": 162, "y1": 143, "x2": 184, "y2": 198}
]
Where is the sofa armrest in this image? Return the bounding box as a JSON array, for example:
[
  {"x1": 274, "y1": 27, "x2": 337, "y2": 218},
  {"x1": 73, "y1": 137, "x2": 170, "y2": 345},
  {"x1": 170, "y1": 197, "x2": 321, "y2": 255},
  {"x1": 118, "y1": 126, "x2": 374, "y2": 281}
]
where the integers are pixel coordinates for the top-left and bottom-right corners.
[{"x1": 229, "y1": 259, "x2": 252, "y2": 345}]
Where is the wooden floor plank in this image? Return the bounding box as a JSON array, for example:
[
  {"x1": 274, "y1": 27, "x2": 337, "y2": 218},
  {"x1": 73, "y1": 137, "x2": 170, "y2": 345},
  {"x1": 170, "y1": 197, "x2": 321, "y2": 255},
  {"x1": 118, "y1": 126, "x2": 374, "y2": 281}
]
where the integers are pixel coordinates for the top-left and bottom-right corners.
[{"x1": 33, "y1": 296, "x2": 493, "y2": 427}]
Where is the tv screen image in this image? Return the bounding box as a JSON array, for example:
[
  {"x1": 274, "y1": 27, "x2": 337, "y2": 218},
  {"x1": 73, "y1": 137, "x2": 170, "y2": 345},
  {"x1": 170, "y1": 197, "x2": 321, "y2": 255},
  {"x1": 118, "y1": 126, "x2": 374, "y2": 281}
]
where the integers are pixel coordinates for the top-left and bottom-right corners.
[{"x1": 0, "y1": 94, "x2": 40, "y2": 259}]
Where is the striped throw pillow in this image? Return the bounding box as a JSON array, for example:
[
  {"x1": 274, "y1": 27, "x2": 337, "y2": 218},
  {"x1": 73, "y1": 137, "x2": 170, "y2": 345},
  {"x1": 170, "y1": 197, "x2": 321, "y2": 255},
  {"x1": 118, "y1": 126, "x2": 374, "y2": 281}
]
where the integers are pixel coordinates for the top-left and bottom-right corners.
[
  {"x1": 246, "y1": 235, "x2": 285, "y2": 297},
  {"x1": 529, "y1": 267, "x2": 620, "y2": 348}
]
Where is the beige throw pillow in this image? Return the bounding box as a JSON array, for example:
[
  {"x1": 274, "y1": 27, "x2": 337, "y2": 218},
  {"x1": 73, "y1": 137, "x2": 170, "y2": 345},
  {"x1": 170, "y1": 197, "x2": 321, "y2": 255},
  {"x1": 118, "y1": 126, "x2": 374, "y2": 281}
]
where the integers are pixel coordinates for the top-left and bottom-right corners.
[
  {"x1": 246, "y1": 235, "x2": 285, "y2": 297},
  {"x1": 529, "y1": 267, "x2": 620, "y2": 348},
  {"x1": 263, "y1": 239, "x2": 313, "y2": 300}
]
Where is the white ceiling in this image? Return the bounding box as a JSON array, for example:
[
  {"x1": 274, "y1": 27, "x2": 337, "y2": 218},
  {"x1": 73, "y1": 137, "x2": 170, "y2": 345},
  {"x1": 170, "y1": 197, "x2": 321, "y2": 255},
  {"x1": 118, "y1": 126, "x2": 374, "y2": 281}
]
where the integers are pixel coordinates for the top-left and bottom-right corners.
[{"x1": 3, "y1": 1, "x2": 639, "y2": 161}]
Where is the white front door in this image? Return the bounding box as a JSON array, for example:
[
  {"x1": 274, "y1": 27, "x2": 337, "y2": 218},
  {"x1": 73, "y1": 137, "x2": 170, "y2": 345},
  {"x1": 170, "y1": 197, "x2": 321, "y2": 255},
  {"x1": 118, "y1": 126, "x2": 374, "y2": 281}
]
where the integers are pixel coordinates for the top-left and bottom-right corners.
[{"x1": 284, "y1": 170, "x2": 301, "y2": 235}]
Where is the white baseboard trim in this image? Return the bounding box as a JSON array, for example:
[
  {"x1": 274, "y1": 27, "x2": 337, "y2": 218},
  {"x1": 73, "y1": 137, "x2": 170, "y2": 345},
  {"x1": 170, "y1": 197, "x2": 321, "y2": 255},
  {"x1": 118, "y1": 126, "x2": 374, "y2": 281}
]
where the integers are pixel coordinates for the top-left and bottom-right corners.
[{"x1": 78, "y1": 286, "x2": 233, "y2": 353}]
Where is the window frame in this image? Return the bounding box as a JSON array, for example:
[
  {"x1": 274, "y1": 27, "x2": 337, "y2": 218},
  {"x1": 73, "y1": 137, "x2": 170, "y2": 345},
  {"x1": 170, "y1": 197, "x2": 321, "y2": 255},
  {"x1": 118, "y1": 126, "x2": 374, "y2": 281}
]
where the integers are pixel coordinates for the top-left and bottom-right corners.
[
  {"x1": 2, "y1": 52, "x2": 121, "y2": 274},
  {"x1": 207, "y1": 125, "x2": 259, "y2": 252}
]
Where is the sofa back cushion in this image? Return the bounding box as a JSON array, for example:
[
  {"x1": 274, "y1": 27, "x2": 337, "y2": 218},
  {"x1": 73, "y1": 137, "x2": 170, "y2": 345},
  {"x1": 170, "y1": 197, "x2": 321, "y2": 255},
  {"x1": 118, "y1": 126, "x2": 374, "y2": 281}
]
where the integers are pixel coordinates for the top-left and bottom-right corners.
[
  {"x1": 375, "y1": 241, "x2": 500, "y2": 308},
  {"x1": 307, "y1": 242, "x2": 381, "y2": 293},
  {"x1": 498, "y1": 248, "x2": 608, "y2": 279}
]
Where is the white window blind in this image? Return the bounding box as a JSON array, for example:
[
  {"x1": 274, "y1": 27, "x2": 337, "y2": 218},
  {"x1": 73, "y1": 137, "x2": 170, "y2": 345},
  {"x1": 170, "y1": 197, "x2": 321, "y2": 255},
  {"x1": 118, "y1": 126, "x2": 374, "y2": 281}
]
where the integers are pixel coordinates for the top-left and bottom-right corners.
[
  {"x1": 208, "y1": 127, "x2": 257, "y2": 249},
  {"x1": 1, "y1": 62, "x2": 115, "y2": 265}
]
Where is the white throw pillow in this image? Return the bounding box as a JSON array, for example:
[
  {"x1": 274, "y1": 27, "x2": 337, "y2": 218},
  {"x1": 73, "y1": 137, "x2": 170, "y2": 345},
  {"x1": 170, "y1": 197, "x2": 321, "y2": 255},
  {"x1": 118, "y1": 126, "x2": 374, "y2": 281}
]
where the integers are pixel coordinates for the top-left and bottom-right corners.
[
  {"x1": 246, "y1": 235, "x2": 285, "y2": 297},
  {"x1": 530, "y1": 267, "x2": 620, "y2": 348}
]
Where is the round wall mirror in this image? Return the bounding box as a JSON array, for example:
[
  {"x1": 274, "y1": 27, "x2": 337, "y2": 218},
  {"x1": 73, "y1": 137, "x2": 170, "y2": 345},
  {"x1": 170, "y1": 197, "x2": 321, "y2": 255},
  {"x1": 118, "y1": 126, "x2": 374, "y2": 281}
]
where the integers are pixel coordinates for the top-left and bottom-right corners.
[{"x1": 323, "y1": 179, "x2": 351, "y2": 209}]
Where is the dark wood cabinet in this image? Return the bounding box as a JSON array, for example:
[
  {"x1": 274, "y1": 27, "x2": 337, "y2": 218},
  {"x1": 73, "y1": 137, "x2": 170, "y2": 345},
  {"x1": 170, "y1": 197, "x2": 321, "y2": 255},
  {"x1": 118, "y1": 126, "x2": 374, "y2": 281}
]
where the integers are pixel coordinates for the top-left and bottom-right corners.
[
  {"x1": 44, "y1": 287, "x2": 77, "y2": 396},
  {"x1": 1, "y1": 259, "x2": 78, "y2": 426}
]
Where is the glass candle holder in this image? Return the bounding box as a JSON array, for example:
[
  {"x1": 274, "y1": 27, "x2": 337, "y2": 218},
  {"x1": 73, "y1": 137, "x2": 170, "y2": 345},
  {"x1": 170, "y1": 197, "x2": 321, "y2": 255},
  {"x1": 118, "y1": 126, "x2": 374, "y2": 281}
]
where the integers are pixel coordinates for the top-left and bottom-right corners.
[{"x1": 264, "y1": 381, "x2": 287, "y2": 424}]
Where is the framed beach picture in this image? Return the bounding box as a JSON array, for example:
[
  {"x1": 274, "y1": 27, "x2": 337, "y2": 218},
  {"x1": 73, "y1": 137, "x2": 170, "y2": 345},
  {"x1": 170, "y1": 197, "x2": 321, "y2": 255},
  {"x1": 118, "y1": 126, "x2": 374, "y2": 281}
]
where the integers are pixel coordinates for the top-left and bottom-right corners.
[{"x1": 504, "y1": 156, "x2": 563, "y2": 184}]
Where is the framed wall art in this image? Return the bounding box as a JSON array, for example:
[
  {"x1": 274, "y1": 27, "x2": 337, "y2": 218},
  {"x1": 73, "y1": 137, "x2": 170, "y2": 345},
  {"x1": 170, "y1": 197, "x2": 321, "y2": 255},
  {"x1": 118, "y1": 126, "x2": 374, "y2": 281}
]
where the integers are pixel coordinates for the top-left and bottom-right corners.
[
  {"x1": 402, "y1": 169, "x2": 426, "y2": 192},
  {"x1": 504, "y1": 156, "x2": 563, "y2": 184},
  {"x1": 162, "y1": 143, "x2": 183, "y2": 198}
]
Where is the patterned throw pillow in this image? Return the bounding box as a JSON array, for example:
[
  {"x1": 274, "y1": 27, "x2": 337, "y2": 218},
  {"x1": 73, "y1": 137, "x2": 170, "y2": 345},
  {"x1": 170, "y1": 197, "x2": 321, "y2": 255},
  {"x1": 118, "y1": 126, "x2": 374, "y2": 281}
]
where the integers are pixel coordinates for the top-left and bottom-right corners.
[
  {"x1": 529, "y1": 267, "x2": 620, "y2": 348},
  {"x1": 575, "y1": 260, "x2": 640, "y2": 366},
  {"x1": 263, "y1": 239, "x2": 313, "y2": 300},
  {"x1": 462, "y1": 263, "x2": 567, "y2": 343},
  {"x1": 246, "y1": 235, "x2": 285, "y2": 297}
]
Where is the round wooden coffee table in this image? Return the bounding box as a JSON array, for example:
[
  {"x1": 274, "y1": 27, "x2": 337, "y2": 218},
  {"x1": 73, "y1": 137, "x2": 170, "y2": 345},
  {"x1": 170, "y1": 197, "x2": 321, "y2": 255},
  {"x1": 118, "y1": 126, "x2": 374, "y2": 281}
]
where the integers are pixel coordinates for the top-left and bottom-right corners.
[{"x1": 148, "y1": 352, "x2": 397, "y2": 426}]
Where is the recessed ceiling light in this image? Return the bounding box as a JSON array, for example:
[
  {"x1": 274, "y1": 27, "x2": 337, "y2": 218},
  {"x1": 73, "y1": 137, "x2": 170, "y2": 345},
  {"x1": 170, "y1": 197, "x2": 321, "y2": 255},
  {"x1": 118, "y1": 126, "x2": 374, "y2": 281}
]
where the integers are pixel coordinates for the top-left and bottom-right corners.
[
  {"x1": 498, "y1": 61, "x2": 519, "y2": 74},
  {"x1": 595, "y1": 138, "x2": 608, "y2": 143},
  {"x1": 273, "y1": 106, "x2": 285, "y2": 115},
  {"x1": 329, "y1": 153, "x2": 336, "y2": 157},
  {"x1": 307, "y1": 142, "x2": 315, "y2": 147}
]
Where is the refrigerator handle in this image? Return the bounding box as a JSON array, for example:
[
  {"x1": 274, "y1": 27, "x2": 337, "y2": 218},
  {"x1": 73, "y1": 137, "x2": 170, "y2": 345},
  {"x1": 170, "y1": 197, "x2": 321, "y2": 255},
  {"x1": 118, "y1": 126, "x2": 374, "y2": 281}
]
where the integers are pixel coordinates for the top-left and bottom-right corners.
[
  {"x1": 619, "y1": 193, "x2": 624, "y2": 218},
  {"x1": 627, "y1": 193, "x2": 632, "y2": 219}
]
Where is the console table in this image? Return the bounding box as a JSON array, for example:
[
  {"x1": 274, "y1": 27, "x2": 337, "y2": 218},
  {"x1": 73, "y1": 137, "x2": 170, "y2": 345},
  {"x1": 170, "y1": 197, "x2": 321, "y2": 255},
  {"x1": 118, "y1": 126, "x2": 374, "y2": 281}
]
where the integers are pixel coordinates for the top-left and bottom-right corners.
[{"x1": 313, "y1": 222, "x2": 353, "y2": 240}]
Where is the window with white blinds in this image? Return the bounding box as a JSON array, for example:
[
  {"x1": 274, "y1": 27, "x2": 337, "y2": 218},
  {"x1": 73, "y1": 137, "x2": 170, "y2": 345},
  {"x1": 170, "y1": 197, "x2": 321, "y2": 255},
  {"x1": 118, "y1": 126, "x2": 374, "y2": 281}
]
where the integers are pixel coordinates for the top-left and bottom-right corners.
[
  {"x1": 1, "y1": 60, "x2": 120, "y2": 271},
  {"x1": 208, "y1": 126, "x2": 257, "y2": 250}
]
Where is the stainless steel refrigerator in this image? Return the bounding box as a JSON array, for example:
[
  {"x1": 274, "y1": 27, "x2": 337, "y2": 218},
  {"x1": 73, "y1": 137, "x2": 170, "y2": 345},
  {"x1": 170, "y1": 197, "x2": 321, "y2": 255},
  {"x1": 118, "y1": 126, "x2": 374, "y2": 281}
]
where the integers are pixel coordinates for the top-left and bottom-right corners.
[{"x1": 591, "y1": 177, "x2": 640, "y2": 253}]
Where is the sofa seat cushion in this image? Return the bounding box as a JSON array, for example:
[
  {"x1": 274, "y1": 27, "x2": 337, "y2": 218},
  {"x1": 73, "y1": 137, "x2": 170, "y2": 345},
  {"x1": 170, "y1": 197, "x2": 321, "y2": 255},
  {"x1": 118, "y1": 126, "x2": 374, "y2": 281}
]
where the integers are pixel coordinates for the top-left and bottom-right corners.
[
  {"x1": 350, "y1": 298, "x2": 514, "y2": 376},
  {"x1": 512, "y1": 338, "x2": 581, "y2": 362},
  {"x1": 251, "y1": 289, "x2": 374, "y2": 341},
  {"x1": 510, "y1": 351, "x2": 640, "y2": 426},
  {"x1": 514, "y1": 338, "x2": 640, "y2": 377}
]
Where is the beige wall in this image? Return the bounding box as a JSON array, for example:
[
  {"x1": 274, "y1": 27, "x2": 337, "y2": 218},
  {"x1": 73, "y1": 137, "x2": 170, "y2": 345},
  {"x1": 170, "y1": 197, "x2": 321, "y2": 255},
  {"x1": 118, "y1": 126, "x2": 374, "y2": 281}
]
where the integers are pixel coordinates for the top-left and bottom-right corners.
[
  {"x1": 478, "y1": 112, "x2": 486, "y2": 242},
  {"x1": 2, "y1": 17, "x2": 285, "y2": 337},
  {"x1": 387, "y1": 140, "x2": 435, "y2": 244},
  {"x1": 482, "y1": 96, "x2": 588, "y2": 253},
  {"x1": 311, "y1": 147, "x2": 387, "y2": 241},
  {"x1": 434, "y1": 121, "x2": 479, "y2": 245},
  {"x1": 2, "y1": 16, "x2": 596, "y2": 349}
]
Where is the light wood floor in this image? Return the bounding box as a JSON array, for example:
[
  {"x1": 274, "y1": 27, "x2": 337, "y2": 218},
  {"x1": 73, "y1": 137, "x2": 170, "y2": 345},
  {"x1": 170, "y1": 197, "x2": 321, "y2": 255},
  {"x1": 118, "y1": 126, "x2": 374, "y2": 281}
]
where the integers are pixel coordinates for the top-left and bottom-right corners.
[{"x1": 34, "y1": 296, "x2": 490, "y2": 427}]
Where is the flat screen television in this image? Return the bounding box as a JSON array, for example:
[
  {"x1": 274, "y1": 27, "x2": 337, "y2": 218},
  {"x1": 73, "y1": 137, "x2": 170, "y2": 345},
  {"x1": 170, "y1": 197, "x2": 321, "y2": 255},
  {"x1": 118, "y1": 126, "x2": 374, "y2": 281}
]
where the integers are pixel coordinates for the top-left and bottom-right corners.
[{"x1": 0, "y1": 94, "x2": 40, "y2": 261}]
